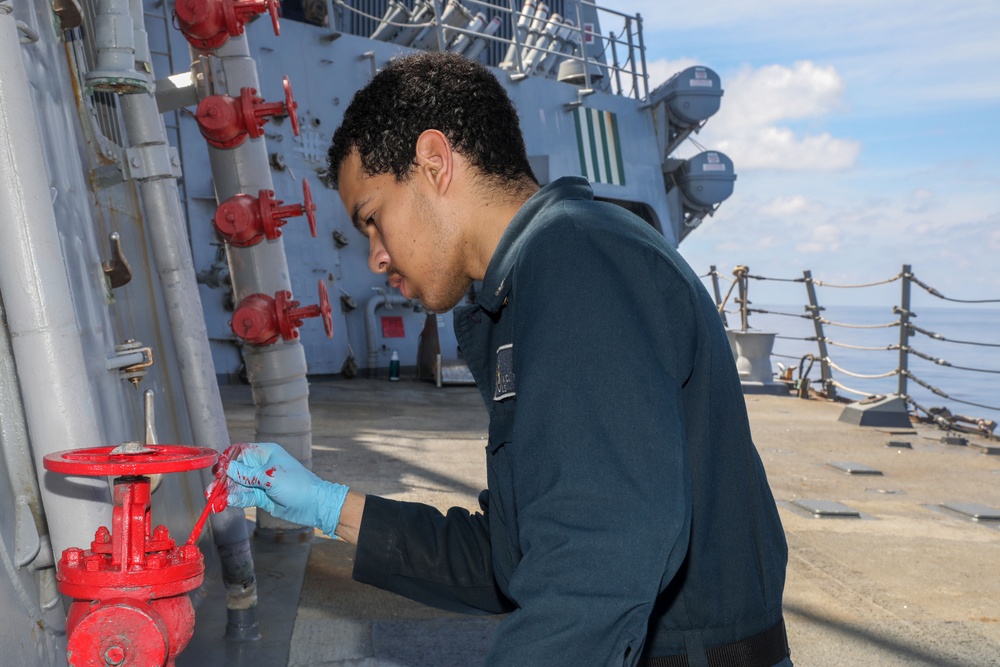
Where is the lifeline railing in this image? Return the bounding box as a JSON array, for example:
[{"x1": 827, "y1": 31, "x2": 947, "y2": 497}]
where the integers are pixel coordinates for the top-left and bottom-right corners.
[
  {"x1": 705, "y1": 264, "x2": 1000, "y2": 439},
  {"x1": 331, "y1": 0, "x2": 650, "y2": 101}
]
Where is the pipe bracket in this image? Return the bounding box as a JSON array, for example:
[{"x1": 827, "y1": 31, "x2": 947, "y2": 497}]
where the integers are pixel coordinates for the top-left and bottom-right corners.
[{"x1": 121, "y1": 145, "x2": 182, "y2": 181}]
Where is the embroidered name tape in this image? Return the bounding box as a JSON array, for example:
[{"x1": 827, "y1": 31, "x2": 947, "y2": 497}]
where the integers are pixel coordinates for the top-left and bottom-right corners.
[{"x1": 494, "y1": 343, "x2": 516, "y2": 400}]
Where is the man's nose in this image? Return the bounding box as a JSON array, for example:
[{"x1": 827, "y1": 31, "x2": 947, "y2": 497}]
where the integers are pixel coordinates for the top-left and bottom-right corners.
[{"x1": 368, "y1": 237, "x2": 390, "y2": 274}]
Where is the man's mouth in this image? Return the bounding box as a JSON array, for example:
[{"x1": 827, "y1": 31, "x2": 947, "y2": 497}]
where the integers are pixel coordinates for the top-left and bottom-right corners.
[{"x1": 389, "y1": 272, "x2": 408, "y2": 298}]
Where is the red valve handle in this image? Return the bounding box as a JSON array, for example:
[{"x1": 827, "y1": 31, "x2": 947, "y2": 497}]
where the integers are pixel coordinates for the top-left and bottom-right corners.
[
  {"x1": 318, "y1": 280, "x2": 333, "y2": 337},
  {"x1": 266, "y1": 0, "x2": 280, "y2": 35},
  {"x1": 302, "y1": 178, "x2": 317, "y2": 237},
  {"x1": 44, "y1": 445, "x2": 217, "y2": 476},
  {"x1": 284, "y1": 77, "x2": 299, "y2": 137}
]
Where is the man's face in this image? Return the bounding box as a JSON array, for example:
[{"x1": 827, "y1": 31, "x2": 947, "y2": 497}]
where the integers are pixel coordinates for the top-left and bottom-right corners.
[{"x1": 337, "y1": 151, "x2": 471, "y2": 313}]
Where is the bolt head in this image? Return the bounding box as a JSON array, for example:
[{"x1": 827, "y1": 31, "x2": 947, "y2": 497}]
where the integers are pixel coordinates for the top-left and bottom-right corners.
[
  {"x1": 64, "y1": 547, "x2": 84, "y2": 566},
  {"x1": 104, "y1": 645, "x2": 125, "y2": 665}
]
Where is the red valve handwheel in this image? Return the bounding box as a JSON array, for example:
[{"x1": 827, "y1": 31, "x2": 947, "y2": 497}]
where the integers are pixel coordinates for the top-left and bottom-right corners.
[
  {"x1": 317, "y1": 280, "x2": 333, "y2": 338},
  {"x1": 302, "y1": 178, "x2": 317, "y2": 237},
  {"x1": 284, "y1": 77, "x2": 300, "y2": 136},
  {"x1": 44, "y1": 445, "x2": 218, "y2": 476},
  {"x1": 266, "y1": 0, "x2": 280, "y2": 35}
]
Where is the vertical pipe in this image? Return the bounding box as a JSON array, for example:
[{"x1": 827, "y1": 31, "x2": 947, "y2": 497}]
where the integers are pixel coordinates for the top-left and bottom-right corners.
[
  {"x1": 117, "y1": 1, "x2": 258, "y2": 632},
  {"x1": 0, "y1": 7, "x2": 110, "y2": 558},
  {"x1": 193, "y1": 35, "x2": 313, "y2": 540},
  {"x1": 896, "y1": 264, "x2": 912, "y2": 398},
  {"x1": 803, "y1": 270, "x2": 836, "y2": 400}
]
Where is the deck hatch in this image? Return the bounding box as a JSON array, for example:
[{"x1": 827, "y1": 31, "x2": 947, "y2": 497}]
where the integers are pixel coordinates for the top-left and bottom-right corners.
[
  {"x1": 941, "y1": 503, "x2": 1000, "y2": 522},
  {"x1": 791, "y1": 499, "x2": 861, "y2": 518},
  {"x1": 829, "y1": 461, "x2": 883, "y2": 475}
]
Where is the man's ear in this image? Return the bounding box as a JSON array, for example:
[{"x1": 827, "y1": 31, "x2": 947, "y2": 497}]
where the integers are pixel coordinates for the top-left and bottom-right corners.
[{"x1": 414, "y1": 129, "x2": 452, "y2": 195}]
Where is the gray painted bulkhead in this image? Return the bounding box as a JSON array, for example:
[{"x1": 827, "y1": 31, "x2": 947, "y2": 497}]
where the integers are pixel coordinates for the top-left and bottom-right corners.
[{"x1": 161, "y1": 17, "x2": 676, "y2": 382}]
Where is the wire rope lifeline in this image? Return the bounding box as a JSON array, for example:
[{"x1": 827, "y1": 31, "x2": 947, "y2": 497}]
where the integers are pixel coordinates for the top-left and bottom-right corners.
[
  {"x1": 829, "y1": 379, "x2": 877, "y2": 398},
  {"x1": 826, "y1": 358, "x2": 899, "y2": 379},
  {"x1": 807, "y1": 273, "x2": 902, "y2": 289},
  {"x1": 903, "y1": 370, "x2": 1000, "y2": 412},
  {"x1": 819, "y1": 318, "x2": 899, "y2": 330},
  {"x1": 910, "y1": 273, "x2": 1000, "y2": 304},
  {"x1": 748, "y1": 308, "x2": 812, "y2": 320},
  {"x1": 825, "y1": 340, "x2": 898, "y2": 352},
  {"x1": 747, "y1": 274, "x2": 804, "y2": 283},
  {"x1": 908, "y1": 323, "x2": 1000, "y2": 348}
]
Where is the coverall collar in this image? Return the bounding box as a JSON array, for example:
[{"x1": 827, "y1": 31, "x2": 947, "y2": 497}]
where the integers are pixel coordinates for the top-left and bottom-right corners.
[{"x1": 477, "y1": 176, "x2": 593, "y2": 314}]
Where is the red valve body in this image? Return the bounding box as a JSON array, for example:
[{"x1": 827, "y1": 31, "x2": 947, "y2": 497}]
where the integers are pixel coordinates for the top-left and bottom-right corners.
[
  {"x1": 231, "y1": 281, "x2": 333, "y2": 345},
  {"x1": 212, "y1": 180, "x2": 316, "y2": 247},
  {"x1": 174, "y1": 0, "x2": 280, "y2": 50},
  {"x1": 43, "y1": 446, "x2": 217, "y2": 667},
  {"x1": 196, "y1": 83, "x2": 298, "y2": 150}
]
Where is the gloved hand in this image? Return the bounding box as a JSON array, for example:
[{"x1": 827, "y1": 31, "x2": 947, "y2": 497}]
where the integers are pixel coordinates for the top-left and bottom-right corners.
[{"x1": 224, "y1": 442, "x2": 349, "y2": 538}]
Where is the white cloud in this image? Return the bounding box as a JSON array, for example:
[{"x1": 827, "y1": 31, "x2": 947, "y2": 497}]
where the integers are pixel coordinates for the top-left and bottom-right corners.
[
  {"x1": 691, "y1": 61, "x2": 861, "y2": 170},
  {"x1": 759, "y1": 195, "x2": 810, "y2": 217}
]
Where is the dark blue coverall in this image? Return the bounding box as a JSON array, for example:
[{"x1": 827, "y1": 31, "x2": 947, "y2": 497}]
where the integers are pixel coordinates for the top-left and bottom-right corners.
[{"x1": 353, "y1": 177, "x2": 790, "y2": 666}]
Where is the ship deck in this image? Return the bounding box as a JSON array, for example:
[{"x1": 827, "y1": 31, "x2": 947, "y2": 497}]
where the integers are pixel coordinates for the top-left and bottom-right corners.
[{"x1": 184, "y1": 377, "x2": 1000, "y2": 666}]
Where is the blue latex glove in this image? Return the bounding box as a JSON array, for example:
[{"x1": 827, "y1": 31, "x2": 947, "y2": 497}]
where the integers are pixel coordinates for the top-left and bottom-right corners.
[{"x1": 224, "y1": 442, "x2": 349, "y2": 538}]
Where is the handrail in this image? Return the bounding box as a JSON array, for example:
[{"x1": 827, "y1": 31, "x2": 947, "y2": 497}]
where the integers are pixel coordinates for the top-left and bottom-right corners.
[
  {"x1": 335, "y1": 0, "x2": 650, "y2": 101},
  {"x1": 699, "y1": 263, "x2": 999, "y2": 434}
]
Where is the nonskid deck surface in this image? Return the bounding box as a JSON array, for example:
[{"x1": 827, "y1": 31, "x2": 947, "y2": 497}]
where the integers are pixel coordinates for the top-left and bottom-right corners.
[{"x1": 189, "y1": 379, "x2": 1000, "y2": 666}]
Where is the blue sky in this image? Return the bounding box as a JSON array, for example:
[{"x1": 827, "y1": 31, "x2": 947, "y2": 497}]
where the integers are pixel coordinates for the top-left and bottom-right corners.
[{"x1": 627, "y1": 0, "x2": 1000, "y2": 308}]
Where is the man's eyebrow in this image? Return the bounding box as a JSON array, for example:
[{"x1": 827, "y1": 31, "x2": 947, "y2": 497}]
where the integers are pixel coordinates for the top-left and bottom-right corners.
[{"x1": 350, "y1": 196, "x2": 374, "y2": 232}]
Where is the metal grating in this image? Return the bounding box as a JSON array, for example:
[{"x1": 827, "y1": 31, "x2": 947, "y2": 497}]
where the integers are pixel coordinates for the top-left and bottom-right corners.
[
  {"x1": 791, "y1": 499, "x2": 861, "y2": 518},
  {"x1": 829, "y1": 461, "x2": 883, "y2": 475},
  {"x1": 886, "y1": 440, "x2": 912, "y2": 448},
  {"x1": 65, "y1": 0, "x2": 128, "y2": 159}
]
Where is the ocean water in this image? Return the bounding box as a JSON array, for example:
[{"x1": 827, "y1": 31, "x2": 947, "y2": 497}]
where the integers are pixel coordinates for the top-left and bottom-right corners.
[{"x1": 738, "y1": 304, "x2": 1000, "y2": 427}]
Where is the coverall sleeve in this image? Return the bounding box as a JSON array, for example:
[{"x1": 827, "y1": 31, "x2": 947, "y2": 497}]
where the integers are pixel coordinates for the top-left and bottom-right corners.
[
  {"x1": 486, "y1": 217, "x2": 697, "y2": 665},
  {"x1": 353, "y1": 493, "x2": 516, "y2": 615}
]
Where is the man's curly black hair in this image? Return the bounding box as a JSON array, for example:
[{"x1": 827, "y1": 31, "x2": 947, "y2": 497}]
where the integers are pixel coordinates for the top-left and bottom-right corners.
[{"x1": 327, "y1": 52, "x2": 537, "y2": 189}]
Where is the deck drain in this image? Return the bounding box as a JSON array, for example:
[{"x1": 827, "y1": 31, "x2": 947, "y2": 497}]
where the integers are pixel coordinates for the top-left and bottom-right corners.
[
  {"x1": 940, "y1": 436, "x2": 968, "y2": 446},
  {"x1": 941, "y1": 502, "x2": 1000, "y2": 522},
  {"x1": 829, "y1": 461, "x2": 883, "y2": 475},
  {"x1": 886, "y1": 440, "x2": 912, "y2": 449},
  {"x1": 791, "y1": 499, "x2": 861, "y2": 518}
]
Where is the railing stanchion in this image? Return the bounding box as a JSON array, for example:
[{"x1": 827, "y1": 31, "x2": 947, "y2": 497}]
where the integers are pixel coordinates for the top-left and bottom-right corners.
[
  {"x1": 803, "y1": 269, "x2": 836, "y2": 400},
  {"x1": 709, "y1": 264, "x2": 727, "y2": 329},
  {"x1": 896, "y1": 264, "x2": 913, "y2": 399}
]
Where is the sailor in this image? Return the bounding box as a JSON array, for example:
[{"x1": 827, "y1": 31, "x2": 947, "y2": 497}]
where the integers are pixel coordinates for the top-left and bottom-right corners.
[{"x1": 225, "y1": 51, "x2": 791, "y2": 666}]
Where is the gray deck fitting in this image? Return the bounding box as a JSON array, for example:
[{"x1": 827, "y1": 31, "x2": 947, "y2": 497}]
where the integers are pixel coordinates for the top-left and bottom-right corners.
[
  {"x1": 969, "y1": 441, "x2": 1000, "y2": 455},
  {"x1": 940, "y1": 435, "x2": 969, "y2": 446},
  {"x1": 829, "y1": 461, "x2": 883, "y2": 475},
  {"x1": 941, "y1": 502, "x2": 1000, "y2": 522},
  {"x1": 886, "y1": 440, "x2": 912, "y2": 448},
  {"x1": 791, "y1": 499, "x2": 861, "y2": 518}
]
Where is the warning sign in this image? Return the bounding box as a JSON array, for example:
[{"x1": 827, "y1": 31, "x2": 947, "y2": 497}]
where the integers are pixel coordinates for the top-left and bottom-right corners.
[{"x1": 381, "y1": 316, "x2": 405, "y2": 338}]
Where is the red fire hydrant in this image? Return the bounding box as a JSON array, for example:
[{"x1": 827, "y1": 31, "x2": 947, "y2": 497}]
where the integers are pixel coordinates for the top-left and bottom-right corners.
[
  {"x1": 43, "y1": 443, "x2": 221, "y2": 667},
  {"x1": 196, "y1": 77, "x2": 299, "y2": 150},
  {"x1": 213, "y1": 178, "x2": 317, "y2": 247}
]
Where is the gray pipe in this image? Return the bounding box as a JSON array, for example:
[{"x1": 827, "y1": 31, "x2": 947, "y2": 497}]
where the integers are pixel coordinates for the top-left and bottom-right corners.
[
  {"x1": 365, "y1": 294, "x2": 416, "y2": 377},
  {"x1": 118, "y1": 3, "x2": 257, "y2": 630},
  {"x1": 0, "y1": 6, "x2": 110, "y2": 560},
  {"x1": 193, "y1": 35, "x2": 313, "y2": 539}
]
